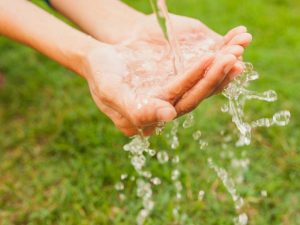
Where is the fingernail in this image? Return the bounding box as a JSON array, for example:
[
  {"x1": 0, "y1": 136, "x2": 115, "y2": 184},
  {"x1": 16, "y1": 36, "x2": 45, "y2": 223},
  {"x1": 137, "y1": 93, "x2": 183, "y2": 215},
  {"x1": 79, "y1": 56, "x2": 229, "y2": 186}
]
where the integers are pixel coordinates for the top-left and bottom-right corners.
[
  {"x1": 157, "y1": 107, "x2": 177, "y2": 122},
  {"x1": 238, "y1": 25, "x2": 247, "y2": 32}
]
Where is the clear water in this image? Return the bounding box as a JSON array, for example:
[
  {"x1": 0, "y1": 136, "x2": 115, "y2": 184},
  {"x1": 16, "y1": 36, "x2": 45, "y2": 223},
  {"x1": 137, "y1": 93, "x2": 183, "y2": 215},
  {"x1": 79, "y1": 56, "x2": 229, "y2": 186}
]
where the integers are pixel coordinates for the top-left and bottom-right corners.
[{"x1": 114, "y1": 0, "x2": 291, "y2": 224}]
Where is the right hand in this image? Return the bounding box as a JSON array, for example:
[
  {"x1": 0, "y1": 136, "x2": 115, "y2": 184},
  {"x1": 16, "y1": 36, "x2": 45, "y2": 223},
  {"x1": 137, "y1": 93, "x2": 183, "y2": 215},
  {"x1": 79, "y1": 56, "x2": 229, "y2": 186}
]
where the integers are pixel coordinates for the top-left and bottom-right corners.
[{"x1": 82, "y1": 42, "x2": 238, "y2": 136}]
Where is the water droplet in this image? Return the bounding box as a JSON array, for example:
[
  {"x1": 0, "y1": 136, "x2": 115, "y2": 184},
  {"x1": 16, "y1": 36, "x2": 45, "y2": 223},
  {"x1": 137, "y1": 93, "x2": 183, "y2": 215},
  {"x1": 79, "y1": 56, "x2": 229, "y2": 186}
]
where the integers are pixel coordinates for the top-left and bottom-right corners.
[
  {"x1": 142, "y1": 171, "x2": 152, "y2": 178},
  {"x1": 193, "y1": 130, "x2": 202, "y2": 140},
  {"x1": 151, "y1": 177, "x2": 161, "y2": 185},
  {"x1": 234, "y1": 213, "x2": 248, "y2": 225},
  {"x1": 171, "y1": 138, "x2": 179, "y2": 149},
  {"x1": 121, "y1": 174, "x2": 128, "y2": 180},
  {"x1": 244, "y1": 62, "x2": 253, "y2": 72},
  {"x1": 172, "y1": 156, "x2": 180, "y2": 164},
  {"x1": 261, "y1": 190, "x2": 268, "y2": 197},
  {"x1": 198, "y1": 190, "x2": 205, "y2": 201},
  {"x1": 235, "y1": 197, "x2": 244, "y2": 210},
  {"x1": 199, "y1": 140, "x2": 208, "y2": 149},
  {"x1": 157, "y1": 151, "x2": 169, "y2": 164},
  {"x1": 174, "y1": 181, "x2": 182, "y2": 191},
  {"x1": 131, "y1": 155, "x2": 146, "y2": 170},
  {"x1": 173, "y1": 208, "x2": 179, "y2": 217},
  {"x1": 263, "y1": 90, "x2": 278, "y2": 102},
  {"x1": 246, "y1": 71, "x2": 259, "y2": 81},
  {"x1": 148, "y1": 149, "x2": 156, "y2": 157},
  {"x1": 119, "y1": 193, "x2": 126, "y2": 201},
  {"x1": 251, "y1": 118, "x2": 273, "y2": 128},
  {"x1": 273, "y1": 110, "x2": 291, "y2": 126},
  {"x1": 115, "y1": 182, "x2": 124, "y2": 191},
  {"x1": 155, "y1": 122, "x2": 165, "y2": 135},
  {"x1": 171, "y1": 169, "x2": 180, "y2": 180},
  {"x1": 183, "y1": 113, "x2": 194, "y2": 128},
  {"x1": 221, "y1": 103, "x2": 229, "y2": 113},
  {"x1": 176, "y1": 192, "x2": 182, "y2": 200}
]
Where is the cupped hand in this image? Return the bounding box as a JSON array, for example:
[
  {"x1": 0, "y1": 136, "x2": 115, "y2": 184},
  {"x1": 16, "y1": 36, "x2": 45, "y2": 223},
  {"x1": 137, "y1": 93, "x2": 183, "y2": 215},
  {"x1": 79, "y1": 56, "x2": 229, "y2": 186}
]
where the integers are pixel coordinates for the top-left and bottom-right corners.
[
  {"x1": 83, "y1": 43, "x2": 228, "y2": 136},
  {"x1": 126, "y1": 14, "x2": 252, "y2": 115},
  {"x1": 83, "y1": 14, "x2": 252, "y2": 136}
]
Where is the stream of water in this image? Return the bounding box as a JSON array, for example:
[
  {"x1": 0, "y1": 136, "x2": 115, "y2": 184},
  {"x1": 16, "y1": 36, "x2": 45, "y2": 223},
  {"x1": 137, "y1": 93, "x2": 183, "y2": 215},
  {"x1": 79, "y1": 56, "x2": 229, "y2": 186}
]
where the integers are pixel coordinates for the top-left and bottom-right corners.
[{"x1": 114, "y1": 1, "x2": 291, "y2": 224}]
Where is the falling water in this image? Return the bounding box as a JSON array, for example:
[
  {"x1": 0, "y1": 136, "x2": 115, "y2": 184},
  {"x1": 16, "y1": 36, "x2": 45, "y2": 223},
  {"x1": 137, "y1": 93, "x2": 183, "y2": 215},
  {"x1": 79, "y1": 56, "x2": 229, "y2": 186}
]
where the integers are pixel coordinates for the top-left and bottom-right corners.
[
  {"x1": 113, "y1": 0, "x2": 291, "y2": 224},
  {"x1": 222, "y1": 63, "x2": 291, "y2": 147},
  {"x1": 149, "y1": 0, "x2": 184, "y2": 75}
]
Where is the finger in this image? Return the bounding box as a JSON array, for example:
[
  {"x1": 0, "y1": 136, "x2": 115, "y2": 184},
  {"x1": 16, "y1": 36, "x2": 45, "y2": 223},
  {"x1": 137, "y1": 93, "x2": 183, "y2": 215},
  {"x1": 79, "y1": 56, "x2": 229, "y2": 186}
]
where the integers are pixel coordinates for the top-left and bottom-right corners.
[
  {"x1": 90, "y1": 88, "x2": 139, "y2": 136},
  {"x1": 211, "y1": 61, "x2": 244, "y2": 95},
  {"x1": 142, "y1": 126, "x2": 156, "y2": 137},
  {"x1": 227, "y1": 33, "x2": 252, "y2": 47},
  {"x1": 124, "y1": 96, "x2": 177, "y2": 128},
  {"x1": 223, "y1": 26, "x2": 247, "y2": 45},
  {"x1": 161, "y1": 54, "x2": 215, "y2": 103},
  {"x1": 175, "y1": 54, "x2": 237, "y2": 116},
  {"x1": 100, "y1": 106, "x2": 139, "y2": 137},
  {"x1": 221, "y1": 45, "x2": 244, "y2": 58},
  {"x1": 100, "y1": 105, "x2": 138, "y2": 137},
  {"x1": 119, "y1": 127, "x2": 139, "y2": 137}
]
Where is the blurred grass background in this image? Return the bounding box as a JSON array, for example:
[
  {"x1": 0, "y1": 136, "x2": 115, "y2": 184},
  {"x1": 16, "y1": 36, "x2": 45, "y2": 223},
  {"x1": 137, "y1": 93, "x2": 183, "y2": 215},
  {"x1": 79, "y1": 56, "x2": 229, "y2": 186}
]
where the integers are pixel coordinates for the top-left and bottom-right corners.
[{"x1": 0, "y1": 0, "x2": 300, "y2": 224}]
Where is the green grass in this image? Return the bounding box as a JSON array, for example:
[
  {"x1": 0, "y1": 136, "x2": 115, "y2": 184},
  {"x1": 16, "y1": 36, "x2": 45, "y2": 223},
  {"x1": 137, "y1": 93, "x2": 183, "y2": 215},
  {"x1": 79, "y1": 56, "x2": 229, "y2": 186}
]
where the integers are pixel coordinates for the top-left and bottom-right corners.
[{"x1": 1, "y1": 0, "x2": 300, "y2": 224}]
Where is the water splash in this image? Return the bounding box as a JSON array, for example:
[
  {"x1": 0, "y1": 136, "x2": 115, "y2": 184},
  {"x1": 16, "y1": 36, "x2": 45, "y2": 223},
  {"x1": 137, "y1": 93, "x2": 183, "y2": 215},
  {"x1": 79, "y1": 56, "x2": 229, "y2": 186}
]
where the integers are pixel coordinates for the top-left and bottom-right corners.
[
  {"x1": 208, "y1": 158, "x2": 247, "y2": 224},
  {"x1": 157, "y1": 150, "x2": 169, "y2": 163},
  {"x1": 123, "y1": 136, "x2": 156, "y2": 224},
  {"x1": 222, "y1": 64, "x2": 291, "y2": 146},
  {"x1": 183, "y1": 113, "x2": 194, "y2": 128},
  {"x1": 113, "y1": 0, "x2": 291, "y2": 224},
  {"x1": 198, "y1": 190, "x2": 205, "y2": 201},
  {"x1": 149, "y1": 0, "x2": 184, "y2": 75}
]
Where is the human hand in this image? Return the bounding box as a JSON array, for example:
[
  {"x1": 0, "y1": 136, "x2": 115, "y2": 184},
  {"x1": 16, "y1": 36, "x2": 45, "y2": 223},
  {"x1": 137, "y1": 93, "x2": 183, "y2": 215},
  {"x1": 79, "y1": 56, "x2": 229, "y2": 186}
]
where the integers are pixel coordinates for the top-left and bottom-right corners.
[
  {"x1": 124, "y1": 14, "x2": 252, "y2": 115},
  {"x1": 83, "y1": 43, "x2": 226, "y2": 136}
]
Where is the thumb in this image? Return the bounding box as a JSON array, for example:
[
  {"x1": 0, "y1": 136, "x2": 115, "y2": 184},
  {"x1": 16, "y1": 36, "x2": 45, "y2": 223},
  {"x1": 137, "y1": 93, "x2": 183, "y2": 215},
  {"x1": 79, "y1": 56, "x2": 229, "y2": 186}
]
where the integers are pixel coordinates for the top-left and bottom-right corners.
[{"x1": 126, "y1": 97, "x2": 177, "y2": 127}]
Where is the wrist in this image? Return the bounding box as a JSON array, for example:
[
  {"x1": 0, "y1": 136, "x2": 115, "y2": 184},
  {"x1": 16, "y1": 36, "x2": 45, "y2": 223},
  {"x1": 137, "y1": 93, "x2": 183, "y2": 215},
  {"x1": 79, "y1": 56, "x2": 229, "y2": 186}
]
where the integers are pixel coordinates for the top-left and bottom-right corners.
[
  {"x1": 94, "y1": 12, "x2": 146, "y2": 44},
  {"x1": 74, "y1": 36, "x2": 110, "y2": 81},
  {"x1": 72, "y1": 36, "x2": 99, "y2": 79}
]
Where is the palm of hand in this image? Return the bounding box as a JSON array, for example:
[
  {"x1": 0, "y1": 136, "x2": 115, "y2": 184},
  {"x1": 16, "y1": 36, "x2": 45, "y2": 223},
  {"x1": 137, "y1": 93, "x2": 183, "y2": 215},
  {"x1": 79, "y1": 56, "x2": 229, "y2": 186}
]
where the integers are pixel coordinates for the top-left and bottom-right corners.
[
  {"x1": 128, "y1": 14, "x2": 252, "y2": 112},
  {"x1": 87, "y1": 15, "x2": 252, "y2": 136},
  {"x1": 86, "y1": 41, "x2": 221, "y2": 136}
]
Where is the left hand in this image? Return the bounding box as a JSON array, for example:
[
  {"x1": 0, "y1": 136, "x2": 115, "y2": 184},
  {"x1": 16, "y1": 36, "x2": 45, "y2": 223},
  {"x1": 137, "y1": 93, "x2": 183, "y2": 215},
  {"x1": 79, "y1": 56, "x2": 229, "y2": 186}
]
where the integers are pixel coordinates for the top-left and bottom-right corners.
[{"x1": 121, "y1": 14, "x2": 252, "y2": 115}]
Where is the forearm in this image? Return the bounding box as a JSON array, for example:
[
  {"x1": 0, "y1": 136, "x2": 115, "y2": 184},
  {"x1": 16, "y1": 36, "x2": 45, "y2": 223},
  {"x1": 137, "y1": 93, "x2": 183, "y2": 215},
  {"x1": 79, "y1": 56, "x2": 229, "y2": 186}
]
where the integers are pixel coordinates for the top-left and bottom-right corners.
[
  {"x1": 50, "y1": 0, "x2": 146, "y2": 43},
  {"x1": 0, "y1": 0, "x2": 103, "y2": 77}
]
